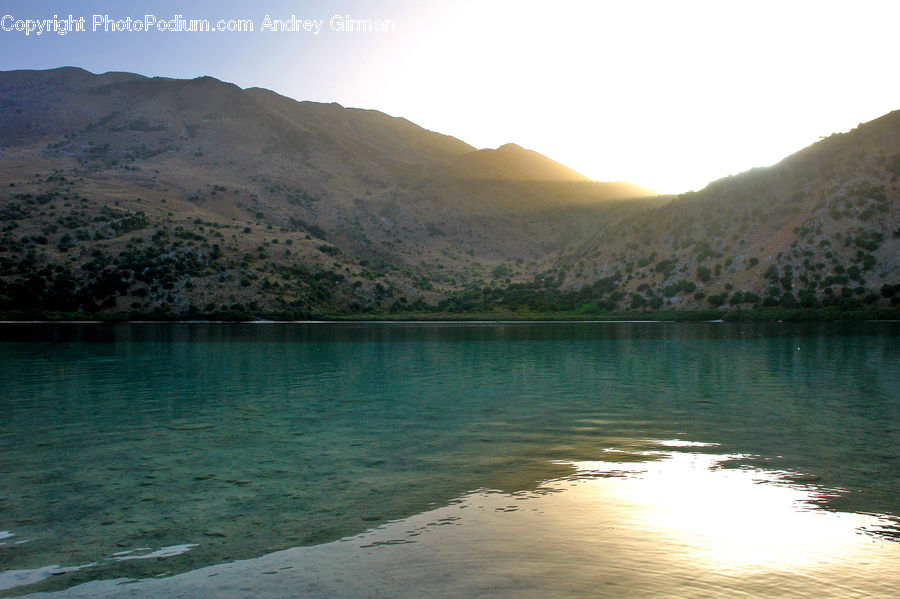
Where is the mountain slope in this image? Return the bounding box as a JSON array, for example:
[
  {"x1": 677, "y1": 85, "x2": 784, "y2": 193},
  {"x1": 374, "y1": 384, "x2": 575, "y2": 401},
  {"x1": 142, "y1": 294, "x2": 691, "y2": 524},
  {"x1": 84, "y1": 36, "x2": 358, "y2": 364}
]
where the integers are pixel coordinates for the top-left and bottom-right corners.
[
  {"x1": 544, "y1": 111, "x2": 900, "y2": 312},
  {"x1": 451, "y1": 143, "x2": 590, "y2": 182},
  {"x1": 0, "y1": 67, "x2": 659, "y2": 316},
  {"x1": 2, "y1": 67, "x2": 895, "y2": 318}
]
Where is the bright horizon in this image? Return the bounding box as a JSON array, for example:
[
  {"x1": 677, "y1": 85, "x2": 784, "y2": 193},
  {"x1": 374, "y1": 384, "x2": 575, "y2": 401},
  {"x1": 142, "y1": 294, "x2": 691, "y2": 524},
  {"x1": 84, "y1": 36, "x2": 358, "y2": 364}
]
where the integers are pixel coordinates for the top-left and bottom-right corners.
[{"x1": 1, "y1": 0, "x2": 898, "y2": 193}]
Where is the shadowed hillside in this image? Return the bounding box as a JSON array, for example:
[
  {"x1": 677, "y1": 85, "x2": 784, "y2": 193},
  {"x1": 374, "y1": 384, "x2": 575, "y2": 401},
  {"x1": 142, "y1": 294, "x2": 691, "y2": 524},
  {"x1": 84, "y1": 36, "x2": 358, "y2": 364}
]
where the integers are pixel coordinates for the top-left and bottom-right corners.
[
  {"x1": 430, "y1": 112, "x2": 899, "y2": 316},
  {"x1": 1, "y1": 67, "x2": 896, "y2": 319},
  {"x1": 0, "y1": 67, "x2": 659, "y2": 317},
  {"x1": 550, "y1": 112, "x2": 900, "y2": 312}
]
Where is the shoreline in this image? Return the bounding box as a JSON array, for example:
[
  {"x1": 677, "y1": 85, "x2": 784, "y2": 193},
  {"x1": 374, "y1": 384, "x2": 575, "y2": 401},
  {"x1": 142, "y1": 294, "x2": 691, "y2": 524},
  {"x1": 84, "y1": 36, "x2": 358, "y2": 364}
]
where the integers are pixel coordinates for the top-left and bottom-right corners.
[{"x1": 1, "y1": 307, "x2": 900, "y2": 324}]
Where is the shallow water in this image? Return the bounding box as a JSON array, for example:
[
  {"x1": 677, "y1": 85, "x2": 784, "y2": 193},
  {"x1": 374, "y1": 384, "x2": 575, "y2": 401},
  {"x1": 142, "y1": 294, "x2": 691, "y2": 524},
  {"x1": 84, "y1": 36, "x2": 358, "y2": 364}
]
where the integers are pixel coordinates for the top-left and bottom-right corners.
[{"x1": 1, "y1": 322, "x2": 899, "y2": 597}]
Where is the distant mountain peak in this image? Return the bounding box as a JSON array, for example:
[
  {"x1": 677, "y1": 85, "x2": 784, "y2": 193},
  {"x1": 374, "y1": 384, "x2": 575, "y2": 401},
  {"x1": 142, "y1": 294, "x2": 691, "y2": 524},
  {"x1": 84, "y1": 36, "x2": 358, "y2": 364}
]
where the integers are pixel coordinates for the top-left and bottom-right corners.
[{"x1": 451, "y1": 143, "x2": 592, "y2": 182}]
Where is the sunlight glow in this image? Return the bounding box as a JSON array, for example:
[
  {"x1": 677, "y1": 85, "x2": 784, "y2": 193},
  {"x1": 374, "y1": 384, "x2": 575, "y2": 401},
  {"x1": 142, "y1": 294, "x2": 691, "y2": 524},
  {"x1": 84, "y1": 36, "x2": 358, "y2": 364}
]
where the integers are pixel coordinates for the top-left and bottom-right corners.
[
  {"x1": 572, "y1": 452, "x2": 876, "y2": 571},
  {"x1": 2, "y1": 0, "x2": 896, "y2": 192},
  {"x1": 324, "y1": 0, "x2": 900, "y2": 193}
]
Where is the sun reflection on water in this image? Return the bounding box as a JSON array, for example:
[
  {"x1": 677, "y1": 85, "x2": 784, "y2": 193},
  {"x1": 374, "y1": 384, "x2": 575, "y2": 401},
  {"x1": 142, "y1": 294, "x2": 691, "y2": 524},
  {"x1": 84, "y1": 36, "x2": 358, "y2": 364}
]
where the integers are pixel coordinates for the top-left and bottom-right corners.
[
  {"x1": 24, "y1": 447, "x2": 900, "y2": 598},
  {"x1": 568, "y1": 450, "x2": 880, "y2": 574}
]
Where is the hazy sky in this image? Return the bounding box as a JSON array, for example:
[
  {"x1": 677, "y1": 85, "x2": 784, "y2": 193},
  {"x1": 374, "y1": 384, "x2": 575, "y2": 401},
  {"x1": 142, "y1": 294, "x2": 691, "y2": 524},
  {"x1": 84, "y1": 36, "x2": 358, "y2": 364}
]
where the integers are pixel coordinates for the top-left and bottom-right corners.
[{"x1": 1, "y1": 0, "x2": 898, "y2": 193}]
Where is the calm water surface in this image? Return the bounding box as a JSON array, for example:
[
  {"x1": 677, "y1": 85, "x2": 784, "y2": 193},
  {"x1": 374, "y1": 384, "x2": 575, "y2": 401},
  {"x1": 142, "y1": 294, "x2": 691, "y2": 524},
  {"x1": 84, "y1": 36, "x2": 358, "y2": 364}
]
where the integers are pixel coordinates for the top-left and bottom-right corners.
[{"x1": 1, "y1": 321, "x2": 899, "y2": 597}]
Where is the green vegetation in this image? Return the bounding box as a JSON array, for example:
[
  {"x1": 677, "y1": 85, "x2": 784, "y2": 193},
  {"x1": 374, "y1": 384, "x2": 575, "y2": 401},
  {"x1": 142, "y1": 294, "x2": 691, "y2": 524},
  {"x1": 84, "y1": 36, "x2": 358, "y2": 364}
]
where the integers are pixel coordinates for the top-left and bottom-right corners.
[{"x1": 2, "y1": 73, "x2": 899, "y2": 324}]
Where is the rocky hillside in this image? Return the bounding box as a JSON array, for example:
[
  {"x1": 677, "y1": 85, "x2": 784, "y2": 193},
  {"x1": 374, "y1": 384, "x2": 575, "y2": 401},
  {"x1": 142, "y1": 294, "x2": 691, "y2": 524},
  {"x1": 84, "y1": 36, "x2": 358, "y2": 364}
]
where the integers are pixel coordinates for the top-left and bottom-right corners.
[
  {"x1": 544, "y1": 111, "x2": 900, "y2": 313},
  {"x1": 0, "y1": 67, "x2": 657, "y2": 317},
  {"x1": 388, "y1": 111, "x2": 900, "y2": 316},
  {"x1": 0, "y1": 67, "x2": 897, "y2": 318}
]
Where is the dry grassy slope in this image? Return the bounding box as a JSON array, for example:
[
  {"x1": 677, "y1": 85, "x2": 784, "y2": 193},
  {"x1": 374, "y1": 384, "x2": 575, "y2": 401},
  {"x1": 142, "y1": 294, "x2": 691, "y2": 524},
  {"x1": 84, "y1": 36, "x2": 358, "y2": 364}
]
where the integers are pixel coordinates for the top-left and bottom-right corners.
[
  {"x1": 558, "y1": 111, "x2": 900, "y2": 310},
  {"x1": 0, "y1": 67, "x2": 657, "y2": 315}
]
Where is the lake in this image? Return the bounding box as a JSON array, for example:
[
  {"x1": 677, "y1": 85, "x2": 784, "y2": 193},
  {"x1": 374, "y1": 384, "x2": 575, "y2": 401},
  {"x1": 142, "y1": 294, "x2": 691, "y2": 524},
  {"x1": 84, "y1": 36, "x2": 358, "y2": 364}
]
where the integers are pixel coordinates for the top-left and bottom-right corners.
[{"x1": 1, "y1": 321, "x2": 899, "y2": 597}]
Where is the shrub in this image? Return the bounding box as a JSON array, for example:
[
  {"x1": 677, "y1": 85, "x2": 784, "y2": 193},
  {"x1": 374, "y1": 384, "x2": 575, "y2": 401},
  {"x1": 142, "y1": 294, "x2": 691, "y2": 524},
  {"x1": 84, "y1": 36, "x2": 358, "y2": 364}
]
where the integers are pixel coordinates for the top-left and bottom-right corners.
[
  {"x1": 492, "y1": 264, "x2": 512, "y2": 279},
  {"x1": 654, "y1": 259, "x2": 676, "y2": 276},
  {"x1": 707, "y1": 293, "x2": 727, "y2": 307},
  {"x1": 799, "y1": 294, "x2": 819, "y2": 308},
  {"x1": 780, "y1": 291, "x2": 797, "y2": 308}
]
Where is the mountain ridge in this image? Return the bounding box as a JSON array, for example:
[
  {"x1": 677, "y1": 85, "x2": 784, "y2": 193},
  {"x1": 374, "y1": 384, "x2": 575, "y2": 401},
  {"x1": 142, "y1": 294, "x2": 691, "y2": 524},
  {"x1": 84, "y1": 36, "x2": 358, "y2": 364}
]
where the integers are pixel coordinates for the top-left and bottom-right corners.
[
  {"x1": 0, "y1": 67, "x2": 660, "y2": 316},
  {"x1": 0, "y1": 67, "x2": 897, "y2": 318}
]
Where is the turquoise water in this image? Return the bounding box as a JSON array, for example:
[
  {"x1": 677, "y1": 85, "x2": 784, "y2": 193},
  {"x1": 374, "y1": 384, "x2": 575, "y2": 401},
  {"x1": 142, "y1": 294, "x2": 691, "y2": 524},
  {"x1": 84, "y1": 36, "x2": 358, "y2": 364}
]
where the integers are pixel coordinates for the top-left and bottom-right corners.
[{"x1": 1, "y1": 322, "x2": 899, "y2": 597}]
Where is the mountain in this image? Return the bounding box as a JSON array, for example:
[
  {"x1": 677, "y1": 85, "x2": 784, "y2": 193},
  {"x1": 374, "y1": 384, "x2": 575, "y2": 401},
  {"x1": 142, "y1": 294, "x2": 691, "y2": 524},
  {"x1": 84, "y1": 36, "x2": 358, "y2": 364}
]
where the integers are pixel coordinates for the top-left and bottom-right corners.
[
  {"x1": 451, "y1": 143, "x2": 590, "y2": 182},
  {"x1": 541, "y1": 111, "x2": 900, "y2": 313},
  {"x1": 0, "y1": 67, "x2": 659, "y2": 316},
  {"x1": 0, "y1": 67, "x2": 897, "y2": 318}
]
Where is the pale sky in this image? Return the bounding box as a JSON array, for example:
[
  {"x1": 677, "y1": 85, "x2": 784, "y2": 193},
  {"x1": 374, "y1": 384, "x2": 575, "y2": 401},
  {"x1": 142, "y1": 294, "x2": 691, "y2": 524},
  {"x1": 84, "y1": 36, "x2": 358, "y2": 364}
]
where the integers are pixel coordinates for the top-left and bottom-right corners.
[{"x1": 1, "y1": 0, "x2": 898, "y2": 193}]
